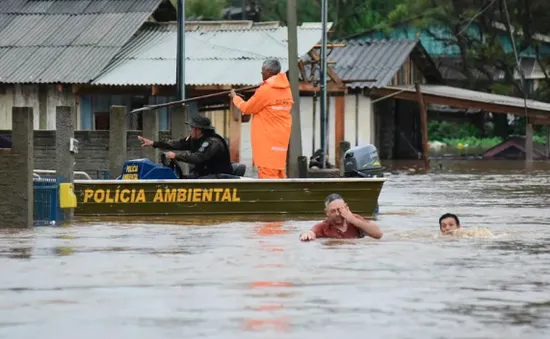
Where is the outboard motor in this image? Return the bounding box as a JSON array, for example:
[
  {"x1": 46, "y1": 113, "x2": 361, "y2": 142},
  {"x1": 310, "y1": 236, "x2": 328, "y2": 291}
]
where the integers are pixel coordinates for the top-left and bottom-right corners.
[{"x1": 343, "y1": 144, "x2": 384, "y2": 178}]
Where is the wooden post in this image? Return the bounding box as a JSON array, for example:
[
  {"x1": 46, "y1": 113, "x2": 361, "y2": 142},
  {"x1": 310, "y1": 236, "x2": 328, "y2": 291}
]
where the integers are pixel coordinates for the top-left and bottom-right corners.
[
  {"x1": 335, "y1": 95, "x2": 345, "y2": 168},
  {"x1": 414, "y1": 82, "x2": 430, "y2": 170},
  {"x1": 229, "y1": 99, "x2": 241, "y2": 163},
  {"x1": 525, "y1": 122, "x2": 534, "y2": 170}
]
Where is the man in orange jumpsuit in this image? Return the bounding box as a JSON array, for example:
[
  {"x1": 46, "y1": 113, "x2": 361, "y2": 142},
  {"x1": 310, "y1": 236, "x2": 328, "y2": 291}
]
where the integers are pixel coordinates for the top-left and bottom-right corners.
[{"x1": 229, "y1": 59, "x2": 294, "y2": 179}]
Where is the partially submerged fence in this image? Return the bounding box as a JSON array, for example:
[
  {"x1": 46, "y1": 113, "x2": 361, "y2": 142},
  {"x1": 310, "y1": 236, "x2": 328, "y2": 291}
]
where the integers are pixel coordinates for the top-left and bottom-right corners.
[{"x1": 33, "y1": 176, "x2": 61, "y2": 226}]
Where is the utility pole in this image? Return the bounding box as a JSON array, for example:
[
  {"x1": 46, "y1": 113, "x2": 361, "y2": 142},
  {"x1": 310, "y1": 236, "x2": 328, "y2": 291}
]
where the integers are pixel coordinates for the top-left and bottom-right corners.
[
  {"x1": 319, "y1": 0, "x2": 328, "y2": 168},
  {"x1": 286, "y1": 0, "x2": 302, "y2": 177},
  {"x1": 176, "y1": 0, "x2": 190, "y2": 174},
  {"x1": 176, "y1": 0, "x2": 185, "y2": 102}
]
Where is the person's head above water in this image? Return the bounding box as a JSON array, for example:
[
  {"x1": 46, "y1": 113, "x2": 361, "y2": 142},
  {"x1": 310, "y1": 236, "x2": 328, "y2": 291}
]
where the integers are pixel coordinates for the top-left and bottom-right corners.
[
  {"x1": 324, "y1": 193, "x2": 347, "y2": 225},
  {"x1": 439, "y1": 213, "x2": 460, "y2": 234}
]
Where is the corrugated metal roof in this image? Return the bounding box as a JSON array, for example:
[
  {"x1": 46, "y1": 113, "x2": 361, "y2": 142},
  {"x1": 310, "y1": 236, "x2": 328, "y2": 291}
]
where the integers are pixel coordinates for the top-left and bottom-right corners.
[
  {"x1": 304, "y1": 39, "x2": 420, "y2": 89},
  {"x1": 384, "y1": 84, "x2": 550, "y2": 113},
  {"x1": 92, "y1": 22, "x2": 329, "y2": 86},
  {"x1": 185, "y1": 20, "x2": 281, "y2": 32},
  {"x1": 0, "y1": 0, "x2": 164, "y2": 84},
  {"x1": 436, "y1": 57, "x2": 545, "y2": 81}
]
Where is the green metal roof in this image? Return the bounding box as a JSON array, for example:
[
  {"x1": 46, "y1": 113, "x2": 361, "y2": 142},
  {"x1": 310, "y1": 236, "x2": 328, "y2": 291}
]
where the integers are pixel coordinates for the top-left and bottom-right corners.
[{"x1": 357, "y1": 24, "x2": 550, "y2": 58}]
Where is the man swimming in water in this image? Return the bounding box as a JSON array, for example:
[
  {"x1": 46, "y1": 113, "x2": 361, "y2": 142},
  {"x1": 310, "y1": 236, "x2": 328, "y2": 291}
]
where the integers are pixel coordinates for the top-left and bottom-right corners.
[
  {"x1": 439, "y1": 213, "x2": 493, "y2": 237},
  {"x1": 299, "y1": 193, "x2": 383, "y2": 241},
  {"x1": 439, "y1": 213, "x2": 460, "y2": 234}
]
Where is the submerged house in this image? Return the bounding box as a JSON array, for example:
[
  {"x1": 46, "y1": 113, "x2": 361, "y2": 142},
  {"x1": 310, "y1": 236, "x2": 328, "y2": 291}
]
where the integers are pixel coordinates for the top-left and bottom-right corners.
[{"x1": 307, "y1": 38, "x2": 550, "y2": 163}]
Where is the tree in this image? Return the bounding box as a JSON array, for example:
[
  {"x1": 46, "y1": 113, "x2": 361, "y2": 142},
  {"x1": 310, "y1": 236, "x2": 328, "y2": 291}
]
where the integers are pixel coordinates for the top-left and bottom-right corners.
[
  {"x1": 259, "y1": 0, "x2": 400, "y2": 38},
  {"x1": 169, "y1": 0, "x2": 226, "y2": 19}
]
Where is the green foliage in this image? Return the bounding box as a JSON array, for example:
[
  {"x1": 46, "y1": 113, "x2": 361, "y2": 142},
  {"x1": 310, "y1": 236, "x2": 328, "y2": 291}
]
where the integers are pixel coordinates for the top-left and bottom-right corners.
[
  {"x1": 439, "y1": 137, "x2": 503, "y2": 148},
  {"x1": 170, "y1": 0, "x2": 225, "y2": 19},
  {"x1": 428, "y1": 120, "x2": 480, "y2": 140},
  {"x1": 259, "y1": 0, "x2": 403, "y2": 38}
]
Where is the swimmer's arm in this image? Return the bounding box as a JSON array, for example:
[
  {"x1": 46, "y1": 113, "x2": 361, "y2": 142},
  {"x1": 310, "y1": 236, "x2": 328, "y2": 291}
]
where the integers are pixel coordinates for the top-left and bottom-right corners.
[{"x1": 349, "y1": 214, "x2": 383, "y2": 239}]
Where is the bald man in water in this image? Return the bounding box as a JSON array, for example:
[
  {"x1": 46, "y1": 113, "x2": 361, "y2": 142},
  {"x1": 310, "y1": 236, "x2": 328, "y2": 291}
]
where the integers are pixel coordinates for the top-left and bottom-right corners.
[{"x1": 300, "y1": 193, "x2": 383, "y2": 241}]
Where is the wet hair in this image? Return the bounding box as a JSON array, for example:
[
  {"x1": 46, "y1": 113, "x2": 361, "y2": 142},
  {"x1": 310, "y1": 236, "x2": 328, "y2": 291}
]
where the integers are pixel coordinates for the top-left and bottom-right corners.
[
  {"x1": 262, "y1": 58, "x2": 281, "y2": 74},
  {"x1": 439, "y1": 213, "x2": 460, "y2": 226},
  {"x1": 324, "y1": 193, "x2": 344, "y2": 208}
]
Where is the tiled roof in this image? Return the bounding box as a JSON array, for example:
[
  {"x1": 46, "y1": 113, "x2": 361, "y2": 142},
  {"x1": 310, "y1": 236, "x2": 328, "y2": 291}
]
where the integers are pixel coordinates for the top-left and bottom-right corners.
[
  {"x1": 0, "y1": 0, "x2": 165, "y2": 84},
  {"x1": 92, "y1": 22, "x2": 328, "y2": 86}
]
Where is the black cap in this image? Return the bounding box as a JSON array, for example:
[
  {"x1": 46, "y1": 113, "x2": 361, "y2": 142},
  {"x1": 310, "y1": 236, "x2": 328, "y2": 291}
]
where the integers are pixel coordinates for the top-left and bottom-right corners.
[{"x1": 186, "y1": 115, "x2": 214, "y2": 130}]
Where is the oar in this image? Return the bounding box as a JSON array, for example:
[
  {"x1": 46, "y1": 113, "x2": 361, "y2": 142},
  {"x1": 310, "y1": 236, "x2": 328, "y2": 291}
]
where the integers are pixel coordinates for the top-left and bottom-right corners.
[{"x1": 127, "y1": 85, "x2": 260, "y2": 115}]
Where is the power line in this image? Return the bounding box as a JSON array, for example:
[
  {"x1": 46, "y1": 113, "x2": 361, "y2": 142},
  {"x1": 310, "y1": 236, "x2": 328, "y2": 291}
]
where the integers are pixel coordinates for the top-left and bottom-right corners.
[
  {"x1": 502, "y1": 0, "x2": 528, "y2": 111},
  {"x1": 457, "y1": 0, "x2": 497, "y2": 36}
]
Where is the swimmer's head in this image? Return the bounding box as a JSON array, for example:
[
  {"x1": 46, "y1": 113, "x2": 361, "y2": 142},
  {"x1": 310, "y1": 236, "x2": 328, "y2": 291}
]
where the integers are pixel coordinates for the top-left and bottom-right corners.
[
  {"x1": 324, "y1": 193, "x2": 346, "y2": 225},
  {"x1": 439, "y1": 213, "x2": 460, "y2": 234}
]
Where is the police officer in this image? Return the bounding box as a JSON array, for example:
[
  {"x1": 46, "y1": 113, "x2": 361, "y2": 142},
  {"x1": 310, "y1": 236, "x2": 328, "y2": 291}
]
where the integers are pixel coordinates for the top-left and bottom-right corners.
[{"x1": 138, "y1": 115, "x2": 233, "y2": 179}]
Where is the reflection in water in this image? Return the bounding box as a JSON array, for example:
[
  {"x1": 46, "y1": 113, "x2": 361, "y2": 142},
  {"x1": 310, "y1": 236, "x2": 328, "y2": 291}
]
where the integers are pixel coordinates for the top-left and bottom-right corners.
[
  {"x1": 244, "y1": 222, "x2": 292, "y2": 333},
  {"x1": 54, "y1": 247, "x2": 74, "y2": 256},
  {"x1": 1, "y1": 162, "x2": 550, "y2": 338},
  {"x1": 4, "y1": 247, "x2": 32, "y2": 259}
]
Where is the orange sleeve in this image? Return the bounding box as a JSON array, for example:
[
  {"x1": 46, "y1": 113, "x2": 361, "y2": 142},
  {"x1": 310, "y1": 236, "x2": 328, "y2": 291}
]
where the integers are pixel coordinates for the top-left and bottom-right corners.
[{"x1": 232, "y1": 87, "x2": 269, "y2": 115}]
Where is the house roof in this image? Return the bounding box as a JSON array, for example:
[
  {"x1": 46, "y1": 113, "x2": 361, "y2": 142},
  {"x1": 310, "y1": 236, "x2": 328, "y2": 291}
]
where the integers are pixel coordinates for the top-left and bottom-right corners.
[
  {"x1": 436, "y1": 57, "x2": 547, "y2": 81},
  {"x1": 303, "y1": 39, "x2": 442, "y2": 89},
  {"x1": 0, "y1": 0, "x2": 167, "y2": 84},
  {"x1": 92, "y1": 21, "x2": 329, "y2": 86},
  {"x1": 483, "y1": 136, "x2": 547, "y2": 159},
  {"x1": 345, "y1": 21, "x2": 550, "y2": 58},
  {"x1": 185, "y1": 20, "x2": 281, "y2": 32},
  {"x1": 371, "y1": 84, "x2": 550, "y2": 117}
]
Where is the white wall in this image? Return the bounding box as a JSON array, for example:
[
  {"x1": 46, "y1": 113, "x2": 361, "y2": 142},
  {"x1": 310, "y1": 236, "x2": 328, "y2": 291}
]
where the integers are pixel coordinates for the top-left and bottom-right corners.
[
  {"x1": 0, "y1": 85, "x2": 39, "y2": 129},
  {"x1": 240, "y1": 117, "x2": 252, "y2": 166},
  {"x1": 46, "y1": 85, "x2": 75, "y2": 129},
  {"x1": 0, "y1": 84, "x2": 77, "y2": 130},
  {"x1": 238, "y1": 93, "x2": 374, "y2": 169}
]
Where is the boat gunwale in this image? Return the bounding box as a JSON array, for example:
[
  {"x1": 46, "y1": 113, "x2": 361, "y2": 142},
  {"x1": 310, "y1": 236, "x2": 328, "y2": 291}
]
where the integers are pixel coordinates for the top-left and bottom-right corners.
[{"x1": 73, "y1": 177, "x2": 387, "y2": 184}]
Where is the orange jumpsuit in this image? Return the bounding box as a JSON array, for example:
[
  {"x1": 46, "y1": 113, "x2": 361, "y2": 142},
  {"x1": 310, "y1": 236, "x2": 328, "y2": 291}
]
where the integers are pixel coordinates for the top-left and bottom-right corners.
[{"x1": 232, "y1": 73, "x2": 294, "y2": 179}]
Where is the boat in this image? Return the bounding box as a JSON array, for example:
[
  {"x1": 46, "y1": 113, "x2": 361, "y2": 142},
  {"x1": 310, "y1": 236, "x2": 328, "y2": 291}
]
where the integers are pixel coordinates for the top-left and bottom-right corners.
[{"x1": 71, "y1": 144, "x2": 387, "y2": 218}]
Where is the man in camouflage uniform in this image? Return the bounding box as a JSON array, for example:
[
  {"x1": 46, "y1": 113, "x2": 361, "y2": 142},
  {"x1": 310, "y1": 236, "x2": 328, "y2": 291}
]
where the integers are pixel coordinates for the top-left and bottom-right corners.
[{"x1": 138, "y1": 115, "x2": 233, "y2": 179}]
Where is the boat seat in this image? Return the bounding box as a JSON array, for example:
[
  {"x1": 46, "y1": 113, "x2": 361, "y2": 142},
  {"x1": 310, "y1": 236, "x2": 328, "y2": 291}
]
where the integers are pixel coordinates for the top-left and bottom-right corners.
[{"x1": 232, "y1": 163, "x2": 246, "y2": 176}]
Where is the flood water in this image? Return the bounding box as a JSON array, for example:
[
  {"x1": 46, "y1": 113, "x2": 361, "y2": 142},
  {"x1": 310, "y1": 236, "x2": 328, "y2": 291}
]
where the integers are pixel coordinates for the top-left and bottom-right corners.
[{"x1": 1, "y1": 160, "x2": 550, "y2": 339}]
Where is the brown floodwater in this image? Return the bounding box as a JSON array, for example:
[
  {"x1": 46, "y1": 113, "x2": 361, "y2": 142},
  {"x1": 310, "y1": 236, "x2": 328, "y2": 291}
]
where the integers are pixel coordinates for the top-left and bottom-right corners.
[{"x1": 1, "y1": 160, "x2": 550, "y2": 339}]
